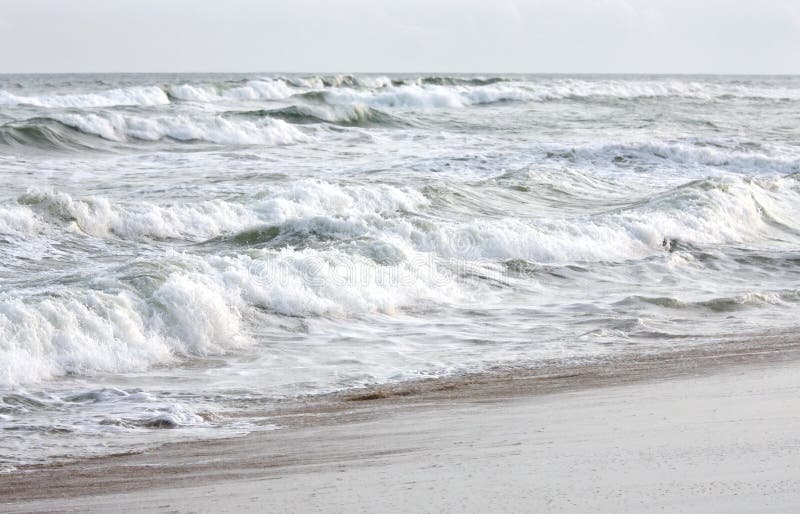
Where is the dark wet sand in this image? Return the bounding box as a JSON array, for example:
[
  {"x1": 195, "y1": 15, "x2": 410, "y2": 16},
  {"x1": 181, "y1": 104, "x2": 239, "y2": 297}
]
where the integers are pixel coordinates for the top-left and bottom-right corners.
[{"x1": 2, "y1": 335, "x2": 800, "y2": 513}]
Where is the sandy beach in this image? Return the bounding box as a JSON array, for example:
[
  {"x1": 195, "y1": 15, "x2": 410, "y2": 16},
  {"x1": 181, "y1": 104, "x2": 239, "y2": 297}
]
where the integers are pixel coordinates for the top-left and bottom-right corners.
[{"x1": 2, "y1": 338, "x2": 799, "y2": 513}]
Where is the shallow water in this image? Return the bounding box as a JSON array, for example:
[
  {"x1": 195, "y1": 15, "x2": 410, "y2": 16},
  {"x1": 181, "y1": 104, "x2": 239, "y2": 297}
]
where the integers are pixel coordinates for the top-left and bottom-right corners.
[{"x1": 1, "y1": 73, "x2": 799, "y2": 468}]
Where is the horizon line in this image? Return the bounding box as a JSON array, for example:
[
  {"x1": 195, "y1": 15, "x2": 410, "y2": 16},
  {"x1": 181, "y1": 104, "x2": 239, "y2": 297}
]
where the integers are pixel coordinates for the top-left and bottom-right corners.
[{"x1": 1, "y1": 71, "x2": 799, "y2": 77}]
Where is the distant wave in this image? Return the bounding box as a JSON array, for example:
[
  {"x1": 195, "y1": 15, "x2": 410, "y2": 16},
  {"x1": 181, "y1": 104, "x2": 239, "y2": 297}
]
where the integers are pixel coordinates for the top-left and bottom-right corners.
[
  {"x1": 417, "y1": 76, "x2": 510, "y2": 86},
  {"x1": 523, "y1": 79, "x2": 800, "y2": 102},
  {"x1": 167, "y1": 79, "x2": 294, "y2": 102},
  {"x1": 543, "y1": 140, "x2": 800, "y2": 174},
  {"x1": 232, "y1": 104, "x2": 408, "y2": 127},
  {"x1": 309, "y1": 83, "x2": 533, "y2": 109},
  {"x1": 297, "y1": 80, "x2": 799, "y2": 110},
  {"x1": 16, "y1": 189, "x2": 261, "y2": 240},
  {"x1": 0, "y1": 112, "x2": 309, "y2": 148},
  {"x1": 0, "y1": 86, "x2": 169, "y2": 108},
  {"x1": 294, "y1": 75, "x2": 510, "y2": 88},
  {"x1": 2, "y1": 77, "x2": 795, "y2": 116}
]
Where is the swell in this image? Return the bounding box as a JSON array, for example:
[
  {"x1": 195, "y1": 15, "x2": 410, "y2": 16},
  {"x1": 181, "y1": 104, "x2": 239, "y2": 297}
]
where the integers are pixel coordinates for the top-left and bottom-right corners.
[
  {"x1": 625, "y1": 291, "x2": 799, "y2": 313},
  {"x1": 2, "y1": 77, "x2": 797, "y2": 116},
  {"x1": 10, "y1": 180, "x2": 427, "y2": 242},
  {"x1": 0, "y1": 245, "x2": 465, "y2": 388},
  {"x1": 301, "y1": 83, "x2": 533, "y2": 109},
  {"x1": 10, "y1": 173, "x2": 800, "y2": 255},
  {"x1": 229, "y1": 104, "x2": 409, "y2": 127},
  {"x1": 0, "y1": 256, "x2": 247, "y2": 387},
  {"x1": 0, "y1": 118, "x2": 111, "y2": 152},
  {"x1": 166, "y1": 79, "x2": 294, "y2": 102},
  {"x1": 12, "y1": 174, "x2": 799, "y2": 285},
  {"x1": 418, "y1": 76, "x2": 510, "y2": 86},
  {"x1": 0, "y1": 86, "x2": 170, "y2": 108},
  {"x1": 0, "y1": 112, "x2": 308, "y2": 149},
  {"x1": 543, "y1": 140, "x2": 800, "y2": 175},
  {"x1": 3, "y1": 173, "x2": 800, "y2": 389}
]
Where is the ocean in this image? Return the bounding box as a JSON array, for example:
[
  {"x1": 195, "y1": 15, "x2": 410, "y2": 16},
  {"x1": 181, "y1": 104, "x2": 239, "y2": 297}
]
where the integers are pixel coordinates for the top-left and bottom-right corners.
[{"x1": 1, "y1": 73, "x2": 799, "y2": 469}]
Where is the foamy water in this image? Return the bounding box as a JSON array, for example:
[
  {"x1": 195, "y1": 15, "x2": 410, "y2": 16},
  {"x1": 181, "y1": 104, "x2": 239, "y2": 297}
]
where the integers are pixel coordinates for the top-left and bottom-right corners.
[{"x1": 1, "y1": 73, "x2": 799, "y2": 469}]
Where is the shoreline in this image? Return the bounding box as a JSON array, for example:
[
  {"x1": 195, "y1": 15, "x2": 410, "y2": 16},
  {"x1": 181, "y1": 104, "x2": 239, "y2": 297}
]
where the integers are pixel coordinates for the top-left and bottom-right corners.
[{"x1": 2, "y1": 334, "x2": 800, "y2": 511}]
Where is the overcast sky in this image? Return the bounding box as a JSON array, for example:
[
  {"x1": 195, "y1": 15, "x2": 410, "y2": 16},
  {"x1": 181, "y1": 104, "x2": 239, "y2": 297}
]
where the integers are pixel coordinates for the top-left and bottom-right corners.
[{"x1": 1, "y1": 0, "x2": 798, "y2": 74}]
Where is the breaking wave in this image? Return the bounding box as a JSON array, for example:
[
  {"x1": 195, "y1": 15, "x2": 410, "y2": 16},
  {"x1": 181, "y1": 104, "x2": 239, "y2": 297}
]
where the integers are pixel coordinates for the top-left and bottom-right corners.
[
  {"x1": 1, "y1": 112, "x2": 308, "y2": 148},
  {"x1": 0, "y1": 86, "x2": 170, "y2": 108},
  {"x1": 10, "y1": 173, "x2": 800, "y2": 262},
  {"x1": 17, "y1": 189, "x2": 260, "y2": 240},
  {"x1": 0, "y1": 118, "x2": 111, "y2": 152},
  {"x1": 0, "y1": 257, "x2": 247, "y2": 387},
  {"x1": 5, "y1": 72, "x2": 800, "y2": 470},
  {"x1": 14, "y1": 180, "x2": 426, "y2": 242},
  {"x1": 312, "y1": 83, "x2": 533, "y2": 109},
  {"x1": 419, "y1": 175, "x2": 800, "y2": 263},
  {"x1": 233, "y1": 104, "x2": 407, "y2": 127},
  {"x1": 544, "y1": 140, "x2": 800, "y2": 175},
  {"x1": 4, "y1": 173, "x2": 799, "y2": 388},
  {"x1": 167, "y1": 79, "x2": 294, "y2": 102},
  {"x1": 0, "y1": 243, "x2": 466, "y2": 387},
  {"x1": 0, "y1": 205, "x2": 41, "y2": 237}
]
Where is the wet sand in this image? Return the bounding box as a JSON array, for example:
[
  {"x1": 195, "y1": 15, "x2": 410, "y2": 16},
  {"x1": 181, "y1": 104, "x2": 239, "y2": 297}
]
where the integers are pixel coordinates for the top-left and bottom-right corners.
[{"x1": 2, "y1": 337, "x2": 800, "y2": 513}]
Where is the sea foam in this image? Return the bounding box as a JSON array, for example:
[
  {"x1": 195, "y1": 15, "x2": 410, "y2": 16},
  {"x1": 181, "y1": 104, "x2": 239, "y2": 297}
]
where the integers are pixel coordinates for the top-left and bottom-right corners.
[
  {"x1": 168, "y1": 79, "x2": 295, "y2": 102},
  {"x1": 51, "y1": 112, "x2": 308, "y2": 145},
  {"x1": 0, "y1": 86, "x2": 170, "y2": 108}
]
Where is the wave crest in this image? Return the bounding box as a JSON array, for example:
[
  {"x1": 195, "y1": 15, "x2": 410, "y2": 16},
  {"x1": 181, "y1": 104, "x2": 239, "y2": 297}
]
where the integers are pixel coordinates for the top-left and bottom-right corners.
[
  {"x1": 316, "y1": 83, "x2": 532, "y2": 109},
  {"x1": 167, "y1": 79, "x2": 294, "y2": 102},
  {"x1": 11, "y1": 112, "x2": 310, "y2": 146},
  {"x1": 0, "y1": 86, "x2": 169, "y2": 108},
  {"x1": 18, "y1": 189, "x2": 260, "y2": 240},
  {"x1": 234, "y1": 104, "x2": 406, "y2": 127}
]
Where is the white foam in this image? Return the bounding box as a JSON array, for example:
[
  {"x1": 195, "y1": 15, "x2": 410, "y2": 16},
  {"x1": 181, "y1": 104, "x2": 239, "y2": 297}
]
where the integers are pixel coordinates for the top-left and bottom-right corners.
[
  {"x1": 224, "y1": 79, "x2": 295, "y2": 101},
  {"x1": 232, "y1": 175, "x2": 800, "y2": 265},
  {"x1": 246, "y1": 175, "x2": 800, "y2": 266},
  {"x1": 314, "y1": 75, "x2": 392, "y2": 89},
  {"x1": 168, "y1": 79, "x2": 295, "y2": 102},
  {"x1": 151, "y1": 270, "x2": 247, "y2": 355},
  {"x1": 555, "y1": 141, "x2": 800, "y2": 175},
  {"x1": 0, "y1": 205, "x2": 40, "y2": 236},
  {"x1": 411, "y1": 175, "x2": 800, "y2": 263},
  {"x1": 0, "y1": 241, "x2": 474, "y2": 387},
  {"x1": 0, "y1": 256, "x2": 251, "y2": 387},
  {"x1": 284, "y1": 76, "x2": 325, "y2": 89},
  {"x1": 321, "y1": 83, "x2": 533, "y2": 109},
  {"x1": 18, "y1": 171, "x2": 800, "y2": 265},
  {"x1": 0, "y1": 86, "x2": 170, "y2": 108},
  {"x1": 52, "y1": 112, "x2": 308, "y2": 145},
  {"x1": 254, "y1": 179, "x2": 428, "y2": 222},
  {"x1": 0, "y1": 291, "x2": 171, "y2": 387},
  {"x1": 523, "y1": 79, "x2": 800, "y2": 101},
  {"x1": 166, "y1": 84, "x2": 219, "y2": 103},
  {"x1": 214, "y1": 248, "x2": 465, "y2": 317},
  {"x1": 14, "y1": 180, "x2": 425, "y2": 243},
  {"x1": 18, "y1": 189, "x2": 261, "y2": 240},
  {"x1": 315, "y1": 78, "x2": 800, "y2": 109}
]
